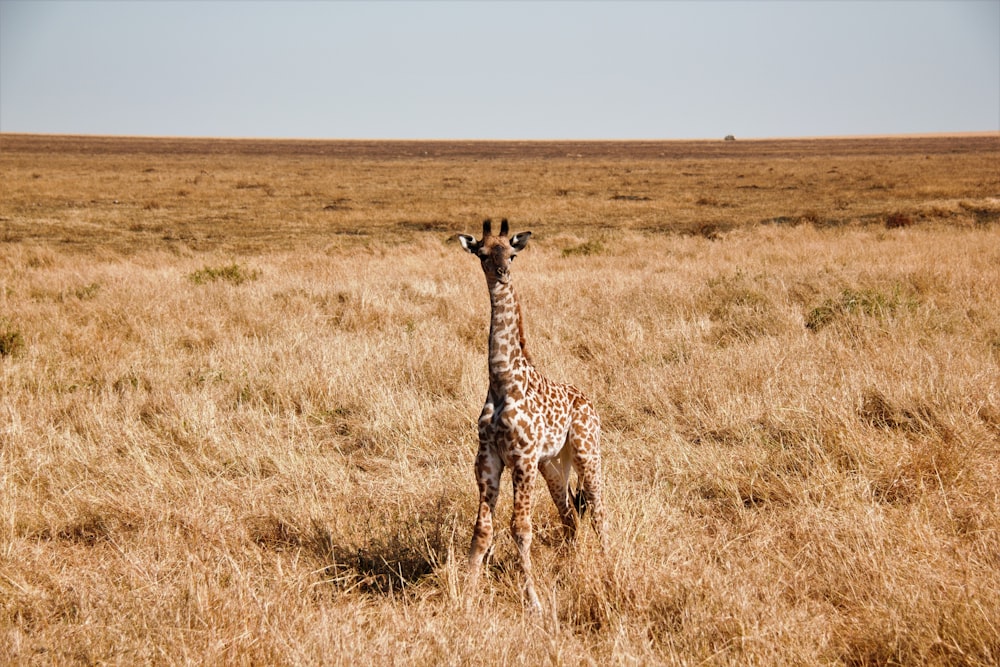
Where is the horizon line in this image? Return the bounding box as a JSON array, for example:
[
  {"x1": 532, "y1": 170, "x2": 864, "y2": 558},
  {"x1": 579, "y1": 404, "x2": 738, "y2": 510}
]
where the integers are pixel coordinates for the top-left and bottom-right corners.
[{"x1": 2, "y1": 130, "x2": 998, "y2": 143}]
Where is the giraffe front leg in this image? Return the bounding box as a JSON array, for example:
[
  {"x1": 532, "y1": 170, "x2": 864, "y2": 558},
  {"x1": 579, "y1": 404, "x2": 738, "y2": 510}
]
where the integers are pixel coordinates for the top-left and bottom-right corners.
[
  {"x1": 467, "y1": 446, "x2": 501, "y2": 588},
  {"x1": 511, "y1": 459, "x2": 541, "y2": 613}
]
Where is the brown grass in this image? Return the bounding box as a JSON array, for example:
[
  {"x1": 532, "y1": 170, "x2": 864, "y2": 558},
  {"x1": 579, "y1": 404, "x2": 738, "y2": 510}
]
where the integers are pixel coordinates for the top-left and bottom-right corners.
[{"x1": 1, "y1": 134, "x2": 999, "y2": 665}]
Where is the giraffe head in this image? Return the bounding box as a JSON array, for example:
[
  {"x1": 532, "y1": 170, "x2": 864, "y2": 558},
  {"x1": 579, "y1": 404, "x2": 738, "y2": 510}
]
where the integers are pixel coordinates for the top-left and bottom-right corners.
[{"x1": 458, "y1": 218, "x2": 532, "y2": 285}]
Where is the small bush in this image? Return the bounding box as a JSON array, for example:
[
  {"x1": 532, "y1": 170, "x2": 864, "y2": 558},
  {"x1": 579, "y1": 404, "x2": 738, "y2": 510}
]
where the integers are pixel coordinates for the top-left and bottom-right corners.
[
  {"x1": 189, "y1": 263, "x2": 260, "y2": 285},
  {"x1": 562, "y1": 239, "x2": 605, "y2": 257},
  {"x1": 71, "y1": 282, "x2": 101, "y2": 300},
  {"x1": 800, "y1": 210, "x2": 822, "y2": 224},
  {"x1": 886, "y1": 212, "x2": 913, "y2": 229},
  {"x1": 0, "y1": 325, "x2": 25, "y2": 357},
  {"x1": 610, "y1": 194, "x2": 652, "y2": 201},
  {"x1": 806, "y1": 286, "x2": 913, "y2": 331},
  {"x1": 959, "y1": 201, "x2": 1000, "y2": 225},
  {"x1": 234, "y1": 180, "x2": 275, "y2": 196},
  {"x1": 234, "y1": 180, "x2": 268, "y2": 190},
  {"x1": 702, "y1": 270, "x2": 785, "y2": 344}
]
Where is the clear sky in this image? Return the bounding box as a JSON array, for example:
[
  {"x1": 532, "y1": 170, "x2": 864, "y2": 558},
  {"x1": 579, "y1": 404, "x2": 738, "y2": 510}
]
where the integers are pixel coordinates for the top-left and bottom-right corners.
[{"x1": 1, "y1": 0, "x2": 997, "y2": 140}]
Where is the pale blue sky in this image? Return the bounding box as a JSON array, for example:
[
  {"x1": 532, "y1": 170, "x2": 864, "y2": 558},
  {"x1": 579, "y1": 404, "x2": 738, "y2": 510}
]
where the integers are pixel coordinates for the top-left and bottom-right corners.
[{"x1": 1, "y1": 0, "x2": 997, "y2": 139}]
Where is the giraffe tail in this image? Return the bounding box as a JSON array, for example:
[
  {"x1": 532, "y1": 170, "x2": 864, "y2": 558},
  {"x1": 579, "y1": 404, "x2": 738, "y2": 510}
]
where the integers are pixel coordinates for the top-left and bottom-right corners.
[{"x1": 572, "y1": 485, "x2": 588, "y2": 518}]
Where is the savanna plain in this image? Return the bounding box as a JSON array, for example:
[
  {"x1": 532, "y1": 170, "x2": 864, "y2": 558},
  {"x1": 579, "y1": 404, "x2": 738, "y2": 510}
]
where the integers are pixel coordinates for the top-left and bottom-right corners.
[{"x1": 2, "y1": 133, "x2": 999, "y2": 665}]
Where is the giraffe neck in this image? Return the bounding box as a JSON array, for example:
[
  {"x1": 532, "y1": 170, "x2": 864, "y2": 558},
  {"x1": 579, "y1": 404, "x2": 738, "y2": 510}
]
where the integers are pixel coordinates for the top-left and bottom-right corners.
[{"x1": 487, "y1": 279, "x2": 533, "y2": 388}]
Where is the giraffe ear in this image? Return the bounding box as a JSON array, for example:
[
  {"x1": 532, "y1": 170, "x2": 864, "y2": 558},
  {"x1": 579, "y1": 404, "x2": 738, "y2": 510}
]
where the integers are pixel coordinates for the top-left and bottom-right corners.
[
  {"x1": 510, "y1": 231, "x2": 532, "y2": 251},
  {"x1": 457, "y1": 234, "x2": 480, "y2": 254}
]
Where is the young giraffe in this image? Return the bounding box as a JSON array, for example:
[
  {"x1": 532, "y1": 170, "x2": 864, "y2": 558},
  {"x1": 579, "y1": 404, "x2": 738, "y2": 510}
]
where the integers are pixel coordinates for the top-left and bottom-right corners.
[{"x1": 458, "y1": 218, "x2": 607, "y2": 612}]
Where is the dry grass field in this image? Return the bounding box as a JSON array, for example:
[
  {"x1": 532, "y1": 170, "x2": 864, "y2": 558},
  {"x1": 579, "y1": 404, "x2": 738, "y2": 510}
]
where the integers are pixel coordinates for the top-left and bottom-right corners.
[{"x1": 2, "y1": 133, "x2": 999, "y2": 665}]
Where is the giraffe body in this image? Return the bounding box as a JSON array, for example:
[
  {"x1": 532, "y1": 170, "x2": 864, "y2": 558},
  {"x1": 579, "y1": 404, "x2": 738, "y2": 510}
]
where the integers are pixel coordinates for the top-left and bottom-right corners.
[{"x1": 458, "y1": 219, "x2": 606, "y2": 612}]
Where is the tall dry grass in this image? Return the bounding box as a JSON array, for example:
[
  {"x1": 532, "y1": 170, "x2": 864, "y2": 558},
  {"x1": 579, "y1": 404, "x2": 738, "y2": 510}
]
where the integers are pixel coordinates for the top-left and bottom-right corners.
[{"x1": 1, "y1": 135, "x2": 999, "y2": 665}]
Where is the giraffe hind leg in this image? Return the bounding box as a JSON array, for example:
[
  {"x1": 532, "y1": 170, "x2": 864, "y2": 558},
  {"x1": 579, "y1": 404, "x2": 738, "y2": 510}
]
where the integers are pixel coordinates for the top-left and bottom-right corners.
[
  {"x1": 540, "y1": 452, "x2": 578, "y2": 541},
  {"x1": 577, "y1": 463, "x2": 607, "y2": 552},
  {"x1": 569, "y1": 424, "x2": 607, "y2": 550}
]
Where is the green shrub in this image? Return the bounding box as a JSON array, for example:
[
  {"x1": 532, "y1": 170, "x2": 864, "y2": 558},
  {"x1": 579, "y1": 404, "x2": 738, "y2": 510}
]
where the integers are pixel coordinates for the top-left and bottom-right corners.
[
  {"x1": 189, "y1": 263, "x2": 260, "y2": 285},
  {"x1": 806, "y1": 286, "x2": 914, "y2": 331},
  {"x1": 562, "y1": 239, "x2": 605, "y2": 257}
]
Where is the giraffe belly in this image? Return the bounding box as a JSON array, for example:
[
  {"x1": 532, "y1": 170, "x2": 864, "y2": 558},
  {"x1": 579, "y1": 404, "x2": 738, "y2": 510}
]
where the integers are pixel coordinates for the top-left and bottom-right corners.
[{"x1": 491, "y1": 397, "x2": 573, "y2": 466}]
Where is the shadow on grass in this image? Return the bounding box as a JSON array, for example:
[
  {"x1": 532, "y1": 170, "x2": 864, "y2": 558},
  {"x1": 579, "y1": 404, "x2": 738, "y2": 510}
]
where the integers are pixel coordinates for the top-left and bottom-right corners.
[{"x1": 248, "y1": 508, "x2": 459, "y2": 597}]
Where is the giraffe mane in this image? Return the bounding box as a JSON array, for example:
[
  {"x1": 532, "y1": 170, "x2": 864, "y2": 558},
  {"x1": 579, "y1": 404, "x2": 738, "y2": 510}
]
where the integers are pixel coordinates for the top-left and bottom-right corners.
[{"x1": 515, "y1": 294, "x2": 533, "y2": 365}]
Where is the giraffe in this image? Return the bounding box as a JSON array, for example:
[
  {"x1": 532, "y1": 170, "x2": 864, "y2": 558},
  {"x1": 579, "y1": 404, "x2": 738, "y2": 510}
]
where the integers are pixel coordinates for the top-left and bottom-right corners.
[{"x1": 457, "y1": 218, "x2": 607, "y2": 612}]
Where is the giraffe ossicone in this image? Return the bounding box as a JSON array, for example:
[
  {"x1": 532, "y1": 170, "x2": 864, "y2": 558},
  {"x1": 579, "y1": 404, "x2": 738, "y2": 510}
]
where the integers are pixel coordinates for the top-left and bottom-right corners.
[{"x1": 458, "y1": 218, "x2": 607, "y2": 613}]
